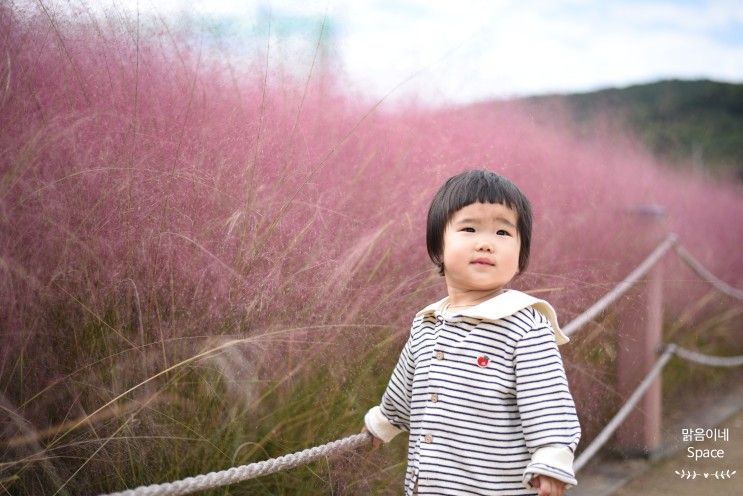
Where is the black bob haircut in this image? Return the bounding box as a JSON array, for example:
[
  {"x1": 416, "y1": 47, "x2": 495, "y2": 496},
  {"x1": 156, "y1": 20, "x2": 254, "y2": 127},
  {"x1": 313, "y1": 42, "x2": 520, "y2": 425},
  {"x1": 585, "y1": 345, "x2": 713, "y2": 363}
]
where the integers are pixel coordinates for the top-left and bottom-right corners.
[{"x1": 426, "y1": 170, "x2": 533, "y2": 277}]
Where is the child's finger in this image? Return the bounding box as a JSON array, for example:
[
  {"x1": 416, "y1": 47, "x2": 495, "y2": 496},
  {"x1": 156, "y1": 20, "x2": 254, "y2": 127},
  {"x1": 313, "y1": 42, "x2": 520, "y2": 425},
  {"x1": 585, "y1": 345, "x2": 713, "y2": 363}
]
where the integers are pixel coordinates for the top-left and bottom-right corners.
[
  {"x1": 544, "y1": 477, "x2": 565, "y2": 496},
  {"x1": 532, "y1": 475, "x2": 546, "y2": 495},
  {"x1": 360, "y1": 426, "x2": 382, "y2": 449},
  {"x1": 554, "y1": 478, "x2": 566, "y2": 496},
  {"x1": 529, "y1": 475, "x2": 540, "y2": 490},
  {"x1": 536, "y1": 476, "x2": 551, "y2": 496},
  {"x1": 532, "y1": 475, "x2": 550, "y2": 496},
  {"x1": 537, "y1": 477, "x2": 548, "y2": 496}
]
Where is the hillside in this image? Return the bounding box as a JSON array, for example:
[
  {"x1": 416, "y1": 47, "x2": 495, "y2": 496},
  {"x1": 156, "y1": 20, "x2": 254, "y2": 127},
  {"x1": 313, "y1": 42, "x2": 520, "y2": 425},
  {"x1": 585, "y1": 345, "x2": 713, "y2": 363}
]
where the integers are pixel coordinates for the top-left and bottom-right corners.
[{"x1": 521, "y1": 80, "x2": 743, "y2": 180}]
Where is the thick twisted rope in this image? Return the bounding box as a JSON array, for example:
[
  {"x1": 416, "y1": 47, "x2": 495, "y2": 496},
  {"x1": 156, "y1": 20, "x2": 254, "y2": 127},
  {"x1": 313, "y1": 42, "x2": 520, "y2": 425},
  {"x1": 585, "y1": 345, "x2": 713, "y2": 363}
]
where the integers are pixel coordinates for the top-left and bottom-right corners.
[
  {"x1": 102, "y1": 433, "x2": 371, "y2": 496},
  {"x1": 100, "y1": 235, "x2": 742, "y2": 495},
  {"x1": 102, "y1": 343, "x2": 743, "y2": 496}
]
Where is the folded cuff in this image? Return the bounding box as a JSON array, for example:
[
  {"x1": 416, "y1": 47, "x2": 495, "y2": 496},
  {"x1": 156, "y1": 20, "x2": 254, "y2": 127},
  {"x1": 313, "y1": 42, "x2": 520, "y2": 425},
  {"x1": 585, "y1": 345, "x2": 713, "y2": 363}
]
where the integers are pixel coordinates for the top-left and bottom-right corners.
[
  {"x1": 522, "y1": 445, "x2": 577, "y2": 489},
  {"x1": 364, "y1": 406, "x2": 403, "y2": 443}
]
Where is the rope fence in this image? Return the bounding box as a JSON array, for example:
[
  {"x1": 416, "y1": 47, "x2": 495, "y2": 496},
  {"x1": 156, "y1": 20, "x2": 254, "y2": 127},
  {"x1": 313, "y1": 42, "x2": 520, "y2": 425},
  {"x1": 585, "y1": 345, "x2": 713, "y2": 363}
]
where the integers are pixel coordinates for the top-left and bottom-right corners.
[
  {"x1": 574, "y1": 346, "x2": 675, "y2": 472},
  {"x1": 562, "y1": 233, "x2": 678, "y2": 337},
  {"x1": 97, "y1": 234, "x2": 741, "y2": 496},
  {"x1": 103, "y1": 433, "x2": 371, "y2": 496},
  {"x1": 674, "y1": 244, "x2": 743, "y2": 300},
  {"x1": 574, "y1": 343, "x2": 743, "y2": 472}
]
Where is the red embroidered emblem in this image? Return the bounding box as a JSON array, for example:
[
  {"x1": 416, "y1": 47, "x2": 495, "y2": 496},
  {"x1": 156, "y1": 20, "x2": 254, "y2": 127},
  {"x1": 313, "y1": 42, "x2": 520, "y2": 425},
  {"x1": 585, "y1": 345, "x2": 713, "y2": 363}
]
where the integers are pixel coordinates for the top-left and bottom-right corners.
[{"x1": 476, "y1": 355, "x2": 490, "y2": 367}]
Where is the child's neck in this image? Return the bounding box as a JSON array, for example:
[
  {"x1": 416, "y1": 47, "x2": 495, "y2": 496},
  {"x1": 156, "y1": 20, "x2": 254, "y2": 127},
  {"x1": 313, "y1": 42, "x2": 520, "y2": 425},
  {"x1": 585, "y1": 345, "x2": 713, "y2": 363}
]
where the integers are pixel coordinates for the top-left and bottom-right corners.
[{"x1": 445, "y1": 288, "x2": 506, "y2": 309}]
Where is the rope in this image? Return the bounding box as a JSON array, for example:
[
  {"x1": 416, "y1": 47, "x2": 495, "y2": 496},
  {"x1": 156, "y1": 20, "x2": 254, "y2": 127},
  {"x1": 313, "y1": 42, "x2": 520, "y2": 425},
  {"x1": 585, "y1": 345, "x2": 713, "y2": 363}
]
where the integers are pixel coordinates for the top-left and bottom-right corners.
[
  {"x1": 101, "y1": 433, "x2": 371, "y2": 496},
  {"x1": 104, "y1": 343, "x2": 743, "y2": 495},
  {"x1": 563, "y1": 234, "x2": 743, "y2": 337},
  {"x1": 98, "y1": 235, "x2": 743, "y2": 494},
  {"x1": 574, "y1": 343, "x2": 743, "y2": 472},
  {"x1": 573, "y1": 347, "x2": 675, "y2": 472},
  {"x1": 674, "y1": 244, "x2": 743, "y2": 300},
  {"x1": 672, "y1": 344, "x2": 743, "y2": 367},
  {"x1": 562, "y1": 234, "x2": 678, "y2": 337}
]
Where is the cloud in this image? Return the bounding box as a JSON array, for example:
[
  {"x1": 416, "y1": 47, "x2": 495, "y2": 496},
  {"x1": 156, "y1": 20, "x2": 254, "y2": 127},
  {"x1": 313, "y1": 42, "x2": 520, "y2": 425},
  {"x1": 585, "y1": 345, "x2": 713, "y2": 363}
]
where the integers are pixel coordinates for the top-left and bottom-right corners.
[
  {"x1": 336, "y1": 0, "x2": 743, "y2": 102},
  {"x1": 87, "y1": 0, "x2": 743, "y2": 103}
]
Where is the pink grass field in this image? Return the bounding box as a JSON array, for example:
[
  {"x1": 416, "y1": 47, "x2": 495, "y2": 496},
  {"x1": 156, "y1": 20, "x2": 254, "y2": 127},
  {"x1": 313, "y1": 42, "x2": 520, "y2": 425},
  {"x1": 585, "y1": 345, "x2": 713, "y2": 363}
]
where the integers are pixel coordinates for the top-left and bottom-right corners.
[{"x1": 1, "y1": 3, "x2": 742, "y2": 494}]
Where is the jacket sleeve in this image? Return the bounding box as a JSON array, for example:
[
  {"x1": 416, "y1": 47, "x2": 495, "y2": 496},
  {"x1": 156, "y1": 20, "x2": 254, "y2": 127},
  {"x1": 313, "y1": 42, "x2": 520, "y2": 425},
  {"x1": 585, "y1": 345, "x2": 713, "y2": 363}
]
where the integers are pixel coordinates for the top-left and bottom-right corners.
[
  {"x1": 514, "y1": 319, "x2": 581, "y2": 489},
  {"x1": 364, "y1": 327, "x2": 415, "y2": 443}
]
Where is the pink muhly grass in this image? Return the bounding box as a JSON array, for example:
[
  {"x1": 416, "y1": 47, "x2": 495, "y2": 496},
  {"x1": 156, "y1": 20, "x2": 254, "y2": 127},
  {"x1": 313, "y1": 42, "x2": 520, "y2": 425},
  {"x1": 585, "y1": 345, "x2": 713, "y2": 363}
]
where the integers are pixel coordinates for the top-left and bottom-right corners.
[{"x1": 1, "y1": 2, "x2": 741, "y2": 494}]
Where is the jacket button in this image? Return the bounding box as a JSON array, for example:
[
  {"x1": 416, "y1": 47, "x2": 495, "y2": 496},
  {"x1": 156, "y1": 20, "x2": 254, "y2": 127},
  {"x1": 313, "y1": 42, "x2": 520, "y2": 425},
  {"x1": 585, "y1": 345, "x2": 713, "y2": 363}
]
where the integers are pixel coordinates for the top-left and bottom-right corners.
[
  {"x1": 424, "y1": 433, "x2": 433, "y2": 443},
  {"x1": 430, "y1": 393, "x2": 438, "y2": 402},
  {"x1": 435, "y1": 351, "x2": 444, "y2": 360}
]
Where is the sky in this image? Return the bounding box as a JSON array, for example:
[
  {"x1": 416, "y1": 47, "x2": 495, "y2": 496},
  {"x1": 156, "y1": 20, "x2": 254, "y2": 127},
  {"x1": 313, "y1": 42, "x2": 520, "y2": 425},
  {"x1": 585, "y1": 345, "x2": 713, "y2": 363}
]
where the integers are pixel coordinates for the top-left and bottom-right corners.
[{"x1": 103, "y1": 0, "x2": 743, "y2": 105}]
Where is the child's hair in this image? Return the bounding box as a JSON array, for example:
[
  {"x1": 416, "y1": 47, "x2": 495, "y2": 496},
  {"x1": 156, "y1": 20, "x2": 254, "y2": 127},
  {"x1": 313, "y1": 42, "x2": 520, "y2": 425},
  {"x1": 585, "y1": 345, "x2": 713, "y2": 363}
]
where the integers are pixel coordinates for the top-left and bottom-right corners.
[{"x1": 426, "y1": 169, "x2": 533, "y2": 276}]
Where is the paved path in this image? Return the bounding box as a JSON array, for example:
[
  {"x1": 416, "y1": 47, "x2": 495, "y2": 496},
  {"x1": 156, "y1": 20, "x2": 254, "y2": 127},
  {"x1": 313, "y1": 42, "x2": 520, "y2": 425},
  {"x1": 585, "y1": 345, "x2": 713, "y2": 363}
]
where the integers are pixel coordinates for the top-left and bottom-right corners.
[
  {"x1": 612, "y1": 410, "x2": 741, "y2": 496},
  {"x1": 572, "y1": 377, "x2": 743, "y2": 496}
]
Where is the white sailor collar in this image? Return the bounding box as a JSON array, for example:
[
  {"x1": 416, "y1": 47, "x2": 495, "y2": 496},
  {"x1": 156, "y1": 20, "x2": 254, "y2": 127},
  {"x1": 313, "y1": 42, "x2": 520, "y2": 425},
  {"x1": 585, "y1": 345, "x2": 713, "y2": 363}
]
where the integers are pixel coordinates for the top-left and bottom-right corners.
[{"x1": 415, "y1": 289, "x2": 569, "y2": 345}]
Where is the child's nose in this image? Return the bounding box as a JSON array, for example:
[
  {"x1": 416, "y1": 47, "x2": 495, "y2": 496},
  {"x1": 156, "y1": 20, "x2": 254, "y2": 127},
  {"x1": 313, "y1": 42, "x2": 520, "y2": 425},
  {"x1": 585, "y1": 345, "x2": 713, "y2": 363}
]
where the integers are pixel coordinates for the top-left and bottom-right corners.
[{"x1": 475, "y1": 238, "x2": 494, "y2": 252}]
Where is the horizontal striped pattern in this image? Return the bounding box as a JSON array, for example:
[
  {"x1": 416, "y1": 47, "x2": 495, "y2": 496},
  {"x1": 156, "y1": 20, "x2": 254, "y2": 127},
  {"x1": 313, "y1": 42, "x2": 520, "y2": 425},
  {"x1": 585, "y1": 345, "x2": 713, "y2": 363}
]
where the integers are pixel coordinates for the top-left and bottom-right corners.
[{"x1": 378, "y1": 306, "x2": 581, "y2": 495}]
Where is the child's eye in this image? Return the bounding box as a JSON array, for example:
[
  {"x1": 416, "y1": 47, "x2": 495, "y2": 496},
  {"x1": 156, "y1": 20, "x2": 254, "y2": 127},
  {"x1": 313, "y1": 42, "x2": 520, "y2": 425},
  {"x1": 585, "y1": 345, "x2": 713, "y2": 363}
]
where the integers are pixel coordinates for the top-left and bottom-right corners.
[
  {"x1": 460, "y1": 227, "x2": 476, "y2": 233},
  {"x1": 497, "y1": 229, "x2": 512, "y2": 236}
]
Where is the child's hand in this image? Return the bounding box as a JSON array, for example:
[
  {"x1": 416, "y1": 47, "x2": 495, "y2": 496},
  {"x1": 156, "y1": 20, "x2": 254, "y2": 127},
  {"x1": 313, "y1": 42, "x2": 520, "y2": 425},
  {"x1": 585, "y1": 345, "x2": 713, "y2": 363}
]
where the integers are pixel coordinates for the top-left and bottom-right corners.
[
  {"x1": 531, "y1": 475, "x2": 566, "y2": 496},
  {"x1": 361, "y1": 426, "x2": 383, "y2": 449}
]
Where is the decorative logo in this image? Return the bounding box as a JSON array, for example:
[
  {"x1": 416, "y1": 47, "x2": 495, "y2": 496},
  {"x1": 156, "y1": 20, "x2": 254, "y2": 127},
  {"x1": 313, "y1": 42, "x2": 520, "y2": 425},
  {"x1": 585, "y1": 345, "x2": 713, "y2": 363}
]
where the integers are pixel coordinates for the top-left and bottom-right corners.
[
  {"x1": 677, "y1": 425, "x2": 734, "y2": 482},
  {"x1": 675, "y1": 469, "x2": 736, "y2": 480},
  {"x1": 476, "y1": 355, "x2": 490, "y2": 367}
]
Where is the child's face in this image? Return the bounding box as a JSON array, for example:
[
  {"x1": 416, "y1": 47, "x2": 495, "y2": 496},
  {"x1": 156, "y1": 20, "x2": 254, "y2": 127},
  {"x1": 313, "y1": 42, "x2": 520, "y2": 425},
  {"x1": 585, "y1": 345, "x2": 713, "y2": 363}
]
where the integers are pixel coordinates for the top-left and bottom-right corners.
[{"x1": 442, "y1": 202, "x2": 521, "y2": 293}]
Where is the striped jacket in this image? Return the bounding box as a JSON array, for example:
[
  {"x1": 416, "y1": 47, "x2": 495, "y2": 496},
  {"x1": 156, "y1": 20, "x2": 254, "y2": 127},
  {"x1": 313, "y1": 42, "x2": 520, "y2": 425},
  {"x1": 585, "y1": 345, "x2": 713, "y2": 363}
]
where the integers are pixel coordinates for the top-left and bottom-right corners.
[{"x1": 365, "y1": 290, "x2": 581, "y2": 495}]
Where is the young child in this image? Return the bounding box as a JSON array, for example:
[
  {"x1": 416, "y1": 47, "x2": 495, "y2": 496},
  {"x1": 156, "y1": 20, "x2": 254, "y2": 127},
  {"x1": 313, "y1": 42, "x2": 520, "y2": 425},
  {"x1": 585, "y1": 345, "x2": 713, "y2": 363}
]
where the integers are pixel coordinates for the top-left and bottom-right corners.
[{"x1": 362, "y1": 170, "x2": 581, "y2": 495}]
